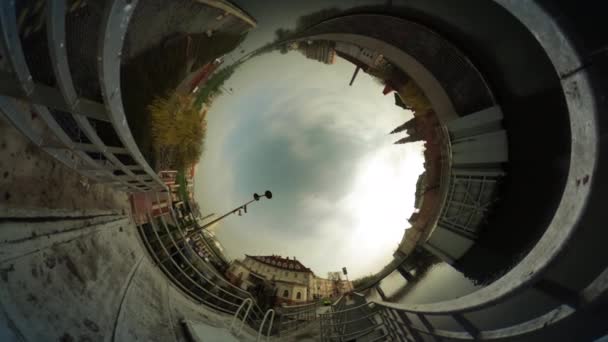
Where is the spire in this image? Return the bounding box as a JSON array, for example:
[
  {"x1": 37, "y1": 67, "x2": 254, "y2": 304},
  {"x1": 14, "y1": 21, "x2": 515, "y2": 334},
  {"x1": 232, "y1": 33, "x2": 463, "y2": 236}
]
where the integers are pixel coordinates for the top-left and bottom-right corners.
[
  {"x1": 394, "y1": 135, "x2": 420, "y2": 144},
  {"x1": 390, "y1": 117, "x2": 416, "y2": 134}
]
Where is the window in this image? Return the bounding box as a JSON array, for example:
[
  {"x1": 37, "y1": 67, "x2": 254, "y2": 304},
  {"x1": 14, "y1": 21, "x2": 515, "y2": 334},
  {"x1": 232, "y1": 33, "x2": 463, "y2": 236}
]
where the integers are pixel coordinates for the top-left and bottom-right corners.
[
  {"x1": 296, "y1": 292, "x2": 302, "y2": 300},
  {"x1": 283, "y1": 290, "x2": 289, "y2": 298}
]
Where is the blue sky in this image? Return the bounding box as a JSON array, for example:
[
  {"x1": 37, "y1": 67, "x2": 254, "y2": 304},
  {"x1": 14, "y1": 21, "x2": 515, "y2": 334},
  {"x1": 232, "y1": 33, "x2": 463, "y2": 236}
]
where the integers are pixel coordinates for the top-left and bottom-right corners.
[{"x1": 194, "y1": 51, "x2": 424, "y2": 279}]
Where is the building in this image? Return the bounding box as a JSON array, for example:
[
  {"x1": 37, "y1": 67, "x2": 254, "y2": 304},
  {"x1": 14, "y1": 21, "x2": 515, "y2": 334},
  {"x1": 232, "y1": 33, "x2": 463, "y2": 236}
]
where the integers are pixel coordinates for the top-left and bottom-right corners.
[
  {"x1": 296, "y1": 40, "x2": 336, "y2": 64},
  {"x1": 226, "y1": 255, "x2": 352, "y2": 305},
  {"x1": 334, "y1": 42, "x2": 386, "y2": 69},
  {"x1": 333, "y1": 41, "x2": 397, "y2": 87}
]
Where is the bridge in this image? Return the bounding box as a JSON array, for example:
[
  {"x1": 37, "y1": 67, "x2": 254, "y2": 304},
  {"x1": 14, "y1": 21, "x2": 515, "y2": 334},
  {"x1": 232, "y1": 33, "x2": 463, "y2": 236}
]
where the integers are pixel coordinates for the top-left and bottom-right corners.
[{"x1": 0, "y1": 0, "x2": 607, "y2": 341}]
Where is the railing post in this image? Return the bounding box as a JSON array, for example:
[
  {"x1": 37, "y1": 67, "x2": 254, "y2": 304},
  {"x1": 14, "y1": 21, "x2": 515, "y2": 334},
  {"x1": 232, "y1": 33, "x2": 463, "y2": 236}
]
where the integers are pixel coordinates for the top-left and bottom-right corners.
[
  {"x1": 230, "y1": 298, "x2": 252, "y2": 336},
  {"x1": 257, "y1": 309, "x2": 275, "y2": 342},
  {"x1": 416, "y1": 313, "x2": 442, "y2": 342},
  {"x1": 386, "y1": 308, "x2": 411, "y2": 342},
  {"x1": 394, "y1": 310, "x2": 424, "y2": 342},
  {"x1": 379, "y1": 308, "x2": 399, "y2": 341},
  {"x1": 376, "y1": 285, "x2": 388, "y2": 301},
  {"x1": 452, "y1": 313, "x2": 480, "y2": 340}
]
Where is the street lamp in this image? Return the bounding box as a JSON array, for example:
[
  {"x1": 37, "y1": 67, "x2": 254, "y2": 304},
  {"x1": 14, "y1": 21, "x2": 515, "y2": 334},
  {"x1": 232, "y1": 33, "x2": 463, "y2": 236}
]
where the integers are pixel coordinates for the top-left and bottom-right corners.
[{"x1": 185, "y1": 191, "x2": 273, "y2": 239}]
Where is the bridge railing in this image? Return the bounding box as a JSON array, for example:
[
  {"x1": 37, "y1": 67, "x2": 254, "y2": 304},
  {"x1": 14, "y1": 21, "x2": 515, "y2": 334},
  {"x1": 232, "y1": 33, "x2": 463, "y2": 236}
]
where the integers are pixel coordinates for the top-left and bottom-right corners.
[
  {"x1": 275, "y1": 301, "x2": 320, "y2": 337},
  {"x1": 135, "y1": 191, "x2": 267, "y2": 330},
  {"x1": 319, "y1": 265, "x2": 608, "y2": 341},
  {"x1": 0, "y1": 0, "x2": 165, "y2": 193}
]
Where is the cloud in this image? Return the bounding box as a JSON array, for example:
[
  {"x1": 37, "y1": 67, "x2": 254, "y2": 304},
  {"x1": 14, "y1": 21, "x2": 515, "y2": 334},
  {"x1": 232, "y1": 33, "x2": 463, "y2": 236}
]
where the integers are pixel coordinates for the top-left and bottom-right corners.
[{"x1": 195, "y1": 51, "x2": 424, "y2": 278}]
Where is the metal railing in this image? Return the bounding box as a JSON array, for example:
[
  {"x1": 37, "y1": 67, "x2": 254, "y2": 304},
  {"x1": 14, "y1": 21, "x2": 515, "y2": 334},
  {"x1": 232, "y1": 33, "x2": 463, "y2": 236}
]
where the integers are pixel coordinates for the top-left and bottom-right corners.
[
  {"x1": 320, "y1": 295, "x2": 388, "y2": 342},
  {"x1": 276, "y1": 301, "x2": 320, "y2": 337},
  {"x1": 0, "y1": 0, "x2": 165, "y2": 193},
  {"x1": 319, "y1": 266, "x2": 608, "y2": 341},
  {"x1": 230, "y1": 298, "x2": 253, "y2": 337},
  {"x1": 135, "y1": 191, "x2": 267, "y2": 329},
  {"x1": 257, "y1": 309, "x2": 275, "y2": 342}
]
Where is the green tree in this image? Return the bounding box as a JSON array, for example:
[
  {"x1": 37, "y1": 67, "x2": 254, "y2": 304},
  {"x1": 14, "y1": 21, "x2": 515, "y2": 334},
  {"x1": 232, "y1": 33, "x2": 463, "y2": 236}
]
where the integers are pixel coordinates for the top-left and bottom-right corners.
[
  {"x1": 195, "y1": 63, "x2": 239, "y2": 107},
  {"x1": 149, "y1": 93, "x2": 206, "y2": 169}
]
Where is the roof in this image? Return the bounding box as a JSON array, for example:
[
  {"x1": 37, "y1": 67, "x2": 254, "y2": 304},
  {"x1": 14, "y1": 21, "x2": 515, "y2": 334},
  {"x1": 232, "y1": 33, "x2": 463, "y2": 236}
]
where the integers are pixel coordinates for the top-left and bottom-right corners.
[{"x1": 245, "y1": 255, "x2": 313, "y2": 273}]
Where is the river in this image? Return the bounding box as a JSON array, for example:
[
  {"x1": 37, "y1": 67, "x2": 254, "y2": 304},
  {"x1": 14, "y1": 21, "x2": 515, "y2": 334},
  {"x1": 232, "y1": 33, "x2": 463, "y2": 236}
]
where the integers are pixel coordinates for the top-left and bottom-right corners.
[{"x1": 370, "y1": 263, "x2": 481, "y2": 304}]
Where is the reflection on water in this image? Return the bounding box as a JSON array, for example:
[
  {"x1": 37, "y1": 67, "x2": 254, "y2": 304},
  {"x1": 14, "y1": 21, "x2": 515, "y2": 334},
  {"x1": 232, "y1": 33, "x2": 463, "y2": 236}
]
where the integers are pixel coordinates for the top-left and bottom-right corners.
[{"x1": 370, "y1": 263, "x2": 481, "y2": 304}]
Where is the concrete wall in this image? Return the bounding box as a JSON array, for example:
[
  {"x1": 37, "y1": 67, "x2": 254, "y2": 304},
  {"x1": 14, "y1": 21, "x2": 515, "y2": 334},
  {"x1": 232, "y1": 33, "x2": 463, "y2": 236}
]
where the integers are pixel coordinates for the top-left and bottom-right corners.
[{"x1": 0, "y1": 214, "x2": 235, "y2": 341}]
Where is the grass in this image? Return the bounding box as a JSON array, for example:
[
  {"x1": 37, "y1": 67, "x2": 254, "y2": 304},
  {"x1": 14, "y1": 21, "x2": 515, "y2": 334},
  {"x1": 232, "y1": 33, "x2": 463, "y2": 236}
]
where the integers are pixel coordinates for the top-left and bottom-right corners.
[{"x1": 121, "y1": 31, "x2": 246, "y2": 169}]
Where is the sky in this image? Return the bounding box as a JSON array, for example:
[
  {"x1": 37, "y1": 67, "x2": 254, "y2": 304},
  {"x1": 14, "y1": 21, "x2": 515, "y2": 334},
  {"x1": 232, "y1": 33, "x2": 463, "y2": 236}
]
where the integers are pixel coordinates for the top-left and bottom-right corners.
[{"x1": 194, "y1": 51, "x2": 425, "y2": 279}]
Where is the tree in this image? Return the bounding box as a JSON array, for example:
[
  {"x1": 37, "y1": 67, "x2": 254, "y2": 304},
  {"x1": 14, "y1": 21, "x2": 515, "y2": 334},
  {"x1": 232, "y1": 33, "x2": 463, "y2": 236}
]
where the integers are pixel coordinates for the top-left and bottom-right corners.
[
  {"x1": 149, "y1": 93, "x2": 206, "y2": 169},
  {"x1": 195, "y1": 63, "x2": 239, "y2": 107},
  {"x1": 400, "y1": 80, "x2": 432, "y2": 114}
]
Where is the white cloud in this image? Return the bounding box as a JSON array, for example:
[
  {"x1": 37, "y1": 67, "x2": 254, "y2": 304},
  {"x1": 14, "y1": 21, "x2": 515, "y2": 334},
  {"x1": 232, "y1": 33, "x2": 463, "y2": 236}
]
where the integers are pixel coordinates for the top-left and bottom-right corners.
[{"x1": 195, "y1": 51, "x2": 425, "y2": 278}]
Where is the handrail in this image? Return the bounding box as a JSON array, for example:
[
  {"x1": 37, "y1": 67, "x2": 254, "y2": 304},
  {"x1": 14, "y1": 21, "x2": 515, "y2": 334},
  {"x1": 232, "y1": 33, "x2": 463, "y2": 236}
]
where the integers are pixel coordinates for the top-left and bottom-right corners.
[
  {"x1": 163, "y1": 197, "x2": 266, "y2": 323},
  {"x1": 165, "y1": 195, "x2": 259, "y2": 299},
  {"x1": 256, "y1": 309, "x2": 275, "y2": 342},
  {"x1": 139, "y1": 193, "x2": 266, "y2": 323},
  {"x1": 277, "y1": 301, "x2": 319, "y2": 337},
  {"x1": 145, "y1": 211, "x2": 241, "y2": 313},
  {"x1": 140, "y1": 195, "x2": 274, "y2": 329},
  {"x1": 156, "y1": 193, "x2": 252, "y2": 303},
  {"x1": 230, "y1": 298, "x2": 253, "y2": 336},
  {"x1": 328, "y1": 323, "x2": 385, "y2": 340},
  {"x1": 320, "y1": 311, "x2": 380, "y2": 327},
  {"x1": 319, "y1": 264, "x2": 608, "y2": 341},
  {"x1": 280, "y1": 300, "x2": 318, "y2": 310}
]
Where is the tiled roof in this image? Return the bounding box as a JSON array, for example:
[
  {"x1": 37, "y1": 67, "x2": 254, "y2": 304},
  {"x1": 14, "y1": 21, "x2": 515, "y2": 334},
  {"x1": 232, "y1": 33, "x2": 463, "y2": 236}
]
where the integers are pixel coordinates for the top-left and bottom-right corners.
[{"x1": 246, "y1": 255, "x2": 312, "y2": 273}]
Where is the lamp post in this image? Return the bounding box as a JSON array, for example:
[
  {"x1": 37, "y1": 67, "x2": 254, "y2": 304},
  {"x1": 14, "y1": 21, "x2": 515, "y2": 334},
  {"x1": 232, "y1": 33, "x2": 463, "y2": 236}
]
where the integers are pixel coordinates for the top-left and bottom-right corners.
[{"x1": 185, "y1": 190, "x2": 273, "y2": 239}]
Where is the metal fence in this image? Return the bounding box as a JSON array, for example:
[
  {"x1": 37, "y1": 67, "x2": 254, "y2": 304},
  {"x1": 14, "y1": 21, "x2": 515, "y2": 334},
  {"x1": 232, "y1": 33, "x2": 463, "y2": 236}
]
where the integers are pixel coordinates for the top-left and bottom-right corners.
[
  {"x1": 135, "y1": 191, "x2": 268, "y2": 330},
  {"x1": 320, "y1": 294, "x2": 387, "y2": 342},
  {"x1": 319, "y1": 263, "x2": 608, "y2": 342},
  {"x1": 0, "y1": 0, "x2": 165, "y2": 193},
  {"x1": 275, "y1": 301, "x2": 320, "y2": 337}
]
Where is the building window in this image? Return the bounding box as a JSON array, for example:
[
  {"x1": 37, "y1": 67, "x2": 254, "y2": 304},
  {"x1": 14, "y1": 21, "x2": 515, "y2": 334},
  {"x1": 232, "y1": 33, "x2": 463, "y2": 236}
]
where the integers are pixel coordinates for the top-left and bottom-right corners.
[
  {"x1": 283, "y1": 290, "x2": 289, "y2": 298},
  {"x1": 296, "y1": 292, "x2": 302, "y2": 300}
]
